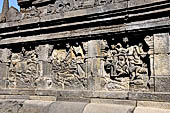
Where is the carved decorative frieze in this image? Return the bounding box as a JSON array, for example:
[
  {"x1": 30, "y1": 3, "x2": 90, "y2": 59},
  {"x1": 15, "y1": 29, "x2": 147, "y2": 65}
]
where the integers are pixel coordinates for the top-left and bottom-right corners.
[
  {"x1": 4, "y1": 35, "x2": 154, "y2": 91},
  {"x1": 0, "y1": 0, "x2": 115, "y2": 22},
  {"x1": 46, "y1": 0, "x2": 112, "y2": 15}
]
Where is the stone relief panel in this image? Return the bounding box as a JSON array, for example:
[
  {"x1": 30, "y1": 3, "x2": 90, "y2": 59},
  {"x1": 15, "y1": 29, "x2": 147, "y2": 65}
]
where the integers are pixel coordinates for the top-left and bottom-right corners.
[
  {"x1": 8, "y1": 47, "x2": 40, "y2": 88},
  {"x1": 100, "y1": 36, "x2": 153, "y2": 91},
  {"x1": 0, "y1": 0, "x2": 115, "y2": 23},
  {"x1": 50, "y1": 42, "x2": 88, "y2": 90},
  {"x1": 46, "y1": 0, "x2": 112, "y2": 15},
  {"x1": 4, "y1": 36, "x2": 154, "y2": 91}
]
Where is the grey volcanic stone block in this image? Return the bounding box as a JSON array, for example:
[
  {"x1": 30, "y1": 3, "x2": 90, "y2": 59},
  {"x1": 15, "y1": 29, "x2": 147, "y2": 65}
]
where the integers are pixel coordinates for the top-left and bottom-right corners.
[
  {"x1": 0, "y1": 64, "x2": 7, "y2": 79},
  {"x1": 0, "y1": 63, "x2": 7, "y2": 88},
  {"x1": 128, "y1": 0, "x2": 166, "y2": 8},
  {"x1": 155, "y1": 76, "x2": 170, "y2": 92},
  {"x1": 154, "y1": 33, "x2": 170, "y2": 54},
  {"x1": 92, "y1": 91, "x2": 129, "y2": 99},
  {"x1": 48, "y1": 101, "x2": 88, "y2": 113},
  {"x1": 19, "y1": 100, "x2": 53, "y2": 113},
  {"x1": 0, "y1": 99, "x2": 24, "y2": 113},
  {"x1": 91, "y1": 99, "x2": 136, "y2": 106},
  {"x1": 134, "y1": 107, "x2": 170, "y2": 113},
  {"x1": 83, "y1": 103, "x2": 135, "y2": 113},
  {"x1": 129, "y1": 92, "x2": 170, "y2": 102},
  {"x1": 137, "y1": 101, "x2": 170, "y2": 109},
  {"x1": 154, "y1": 54, "x2": 170, "y2": 76}
]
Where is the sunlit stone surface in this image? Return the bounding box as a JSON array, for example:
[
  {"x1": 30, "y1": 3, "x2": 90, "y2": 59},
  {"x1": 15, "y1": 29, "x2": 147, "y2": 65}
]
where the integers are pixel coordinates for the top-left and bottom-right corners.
[{"x1": 0, "y1": 0, "x2": 170, "y2": 113}]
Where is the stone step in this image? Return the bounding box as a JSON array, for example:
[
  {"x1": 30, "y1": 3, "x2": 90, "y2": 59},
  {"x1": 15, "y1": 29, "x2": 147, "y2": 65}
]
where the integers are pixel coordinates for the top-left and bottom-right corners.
[{"x1": 0, "y1": 99, "x2": 170, "y2": 113}]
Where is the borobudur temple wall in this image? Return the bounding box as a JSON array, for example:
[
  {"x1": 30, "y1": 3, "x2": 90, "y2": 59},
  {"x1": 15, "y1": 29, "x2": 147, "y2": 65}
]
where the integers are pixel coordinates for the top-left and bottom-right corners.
[{"x1": 0, "y1": 0, "x2": 170, "y2": 113}]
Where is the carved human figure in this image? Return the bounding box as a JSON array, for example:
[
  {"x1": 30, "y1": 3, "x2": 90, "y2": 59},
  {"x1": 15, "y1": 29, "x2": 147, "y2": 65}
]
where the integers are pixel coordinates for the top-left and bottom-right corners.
[
  {"x1": 70, "y1": 42, "x2": 86, "y2": 78},
  {"x1": 116, "y1": 55, "x2": 129, "y2": 77},
  {"x1": 103, "y1": 37, "x2": 150, "y2": 90},
  {"x1": 51, "y1": 42, "x2": 87, "y2": 89},
  {"x1": 8, "y1": 47, "x2": 39, "y2": 88},
  {"x1": 125, "y1": 42, "x2": 148, "y2": 85}
]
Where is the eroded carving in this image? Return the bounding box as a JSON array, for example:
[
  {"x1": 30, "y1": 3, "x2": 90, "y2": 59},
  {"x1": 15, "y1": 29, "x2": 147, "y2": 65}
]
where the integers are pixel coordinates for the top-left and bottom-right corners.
[
  {"x1": 8, "y1": 47, "x2": 40, "y2": 88},
  {"x1": 0, "y1": 100, "x2": 23, "y2": 113},
  {"x1": 23, "y1": 6, "x2": 40, "y2": 19},
  {"x1": 102, "y1": 37, "x2": 152, "y2": 90},
  {"x1": 0, "y1": 0, "x2": 115, "y2": 23},
  {"x1": 96, "y1": 0, "x2": 112, "y2": 5},
  {"x1": 51, "y1": 42, "x2": 88, "y2": 89}
]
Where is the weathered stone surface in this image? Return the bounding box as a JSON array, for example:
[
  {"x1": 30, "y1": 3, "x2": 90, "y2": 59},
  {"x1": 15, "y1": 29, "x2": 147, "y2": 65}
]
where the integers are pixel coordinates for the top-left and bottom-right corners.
[
  {"x1": 128, "y1": 0, "x2": 166, "y2": 8},
  {"x1": 0, "y1": 48, "x2": 11, "y2": 62},
  {"x1": 154, "y1": 54, "x2": 170, "y2": 76},
  {"x1": 91, "y1": 99, "x2": 136, "y2": 106},
  {"x1": 83, "y1": 103, "x2": 135, "y2": 113},
  {"x1": 129, "y1": 92, "x2": 170, "y2": 102},
  {"x1": 0, "y1": 99, "x2": 24, "y2": 113},
  {"x1": 38, "y1": 45, "x2": 53, "y2": 61},
  {"x1": 155, "y1": 76, "x2": 170, "y2": 92},
  {"x1": 134, "y1": 107, "x2": 170, "y2": 113},
  {"x1": 19, "y1": 100, "x2": 53, "y2": 113},
  {"x1": 0, "y1": 63, "x2": 8, "y2": 88},
  {"x1": 154, "y1": 33, "x2": 170, "y2": 54},
  {"x1": 48, "y1": 101, "x2": 88, "y2": 113},
  {"x1": 29, "y1": 96, "x2": 56, "y2": 101},
  {"x1": 137, "y1": 101, "x2": 170, "y2": 109},
  {"x1": 0, "y1": 63, "x2": 7, "y2": 80},
  {"x1": 0, "y1": 0, "x2": 170, "y2": 108},
  {"x1": 92, "y1": 91, "x2": 129, "y2": 99}
]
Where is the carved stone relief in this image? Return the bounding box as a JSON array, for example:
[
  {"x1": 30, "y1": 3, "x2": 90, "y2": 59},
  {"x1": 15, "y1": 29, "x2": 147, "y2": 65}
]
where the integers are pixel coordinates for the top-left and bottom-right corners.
[
  {"x1": 101, "y1": 36, "x2": 153, "y2": 91},
  {"x1": 51, "y1": 42, "x2": 88, "y2": 89},
  {"x1": 0, "y1": 0, "x2": 115, "y2": 23},
  {"x1": 0, "y1": 100, "x2": 23, "y2": 113},
  {"x1": 5, "y1": 35, "x2": 153, "y2": 91},
  {"x1": 46, "y1": 0, "x2": 112, "y2": 15},
  {"x1": 8, "y1": 47, "x2": 40, "y2": 88},
  {"x1": 23, "y1": 6, "x2": 40, "y2": 19}
]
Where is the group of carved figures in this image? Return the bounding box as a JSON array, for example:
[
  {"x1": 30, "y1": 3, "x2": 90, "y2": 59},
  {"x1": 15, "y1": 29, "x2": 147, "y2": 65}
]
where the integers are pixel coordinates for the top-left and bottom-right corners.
[
  {"x1": 8, "y1": 42, "x2": 88, "y2": 89},
  {"x1": 8, "y1": 47, "x2": 39, "y2": 88},
  {"x1": 7, "y1": 36, "x2": 153, "y2": 91},
  {"x1": 0, "y1": 0, "x2": 113, "y2": 23},
  {"x1": 103, "y1": 36, "x2": 153, "y2": 90},
  {"x1": 51, "y1": 42, "x2": 88, "y2": 89}
]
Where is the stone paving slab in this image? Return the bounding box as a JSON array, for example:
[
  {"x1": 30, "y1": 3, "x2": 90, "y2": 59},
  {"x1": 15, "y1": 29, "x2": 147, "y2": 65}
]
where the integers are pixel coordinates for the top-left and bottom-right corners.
[
  {"x1": 83, "y1": 103, "x2": 135, "y2": 113},
  {"x1": 0, "y1": 99, "x2": 170, "y2": 113},
  {"x1": 134, "y1": 107, "x2": 170, "y2": 113}
]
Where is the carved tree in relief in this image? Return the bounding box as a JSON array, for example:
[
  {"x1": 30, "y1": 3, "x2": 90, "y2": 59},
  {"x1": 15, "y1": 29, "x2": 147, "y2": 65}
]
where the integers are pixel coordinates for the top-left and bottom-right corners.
[
  {"x1": 102, "y1": 36, "x2": 153, "y2": 91},
  {"x1": 51, "y1": 42, "x2": 88, "y2": 89}
]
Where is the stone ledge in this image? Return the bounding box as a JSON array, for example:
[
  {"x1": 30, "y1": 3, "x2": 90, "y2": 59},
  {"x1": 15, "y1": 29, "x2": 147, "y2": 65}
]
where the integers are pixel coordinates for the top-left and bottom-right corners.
[
  {"x1": 134, "y1": 107, "x2": 170, "y2": 113},
  {"x1": 83, "y1": 103, "x2": 135, "y2": 113},
  {"x1": 0, "y1": 99, "x2": 170, "y2": 113},
  {"x1": 0, "y1": 89, "x2": 170, "y2": 102},
  {"x1": 0, "y1": 17, "x2": 169, "y2": 45}
]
